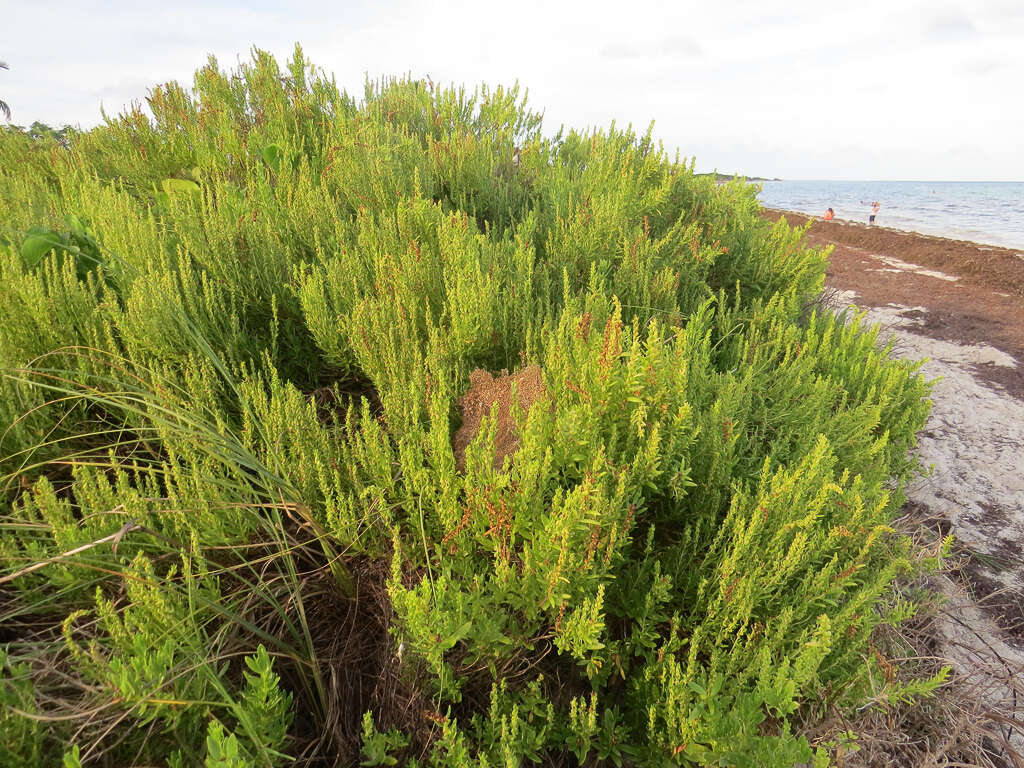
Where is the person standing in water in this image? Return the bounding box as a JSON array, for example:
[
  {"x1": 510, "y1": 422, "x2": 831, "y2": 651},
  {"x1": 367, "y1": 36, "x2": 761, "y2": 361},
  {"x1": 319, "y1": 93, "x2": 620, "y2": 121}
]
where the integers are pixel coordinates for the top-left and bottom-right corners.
[{"x1": 868, "y1": 201, "x2": 880, "y2": 225}]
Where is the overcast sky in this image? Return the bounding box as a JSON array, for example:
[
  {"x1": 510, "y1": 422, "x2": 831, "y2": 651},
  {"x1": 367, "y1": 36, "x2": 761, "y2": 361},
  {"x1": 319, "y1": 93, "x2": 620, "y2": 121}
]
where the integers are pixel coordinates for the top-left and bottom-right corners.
[{"x1": 2, "y1": 0, "x2": 1021, "y2": 180}]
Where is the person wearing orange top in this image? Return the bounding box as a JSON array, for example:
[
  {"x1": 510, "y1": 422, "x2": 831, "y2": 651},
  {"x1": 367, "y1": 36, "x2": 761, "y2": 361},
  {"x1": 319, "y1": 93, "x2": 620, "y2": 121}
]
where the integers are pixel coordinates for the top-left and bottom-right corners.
[{"x1": 823, "y1": 208, "x2": 835, "y2": 220}]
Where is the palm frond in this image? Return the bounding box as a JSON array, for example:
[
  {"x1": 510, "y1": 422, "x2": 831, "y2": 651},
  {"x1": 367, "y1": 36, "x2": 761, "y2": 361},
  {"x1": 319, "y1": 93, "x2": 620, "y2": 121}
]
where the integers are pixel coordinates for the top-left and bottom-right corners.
[{"x1": 1, "y1": 61, "x2": 9, "y2": 121}]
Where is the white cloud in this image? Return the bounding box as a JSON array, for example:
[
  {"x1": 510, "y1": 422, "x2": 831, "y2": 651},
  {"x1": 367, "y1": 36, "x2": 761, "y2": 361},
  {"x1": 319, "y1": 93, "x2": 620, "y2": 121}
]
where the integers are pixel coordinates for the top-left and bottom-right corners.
[
  {"x1": 923, "y1": 7, "x2": 979, "y2": 42},
  {"x1": 601, "y1": 35, "x2": 703, "y2": 61}
]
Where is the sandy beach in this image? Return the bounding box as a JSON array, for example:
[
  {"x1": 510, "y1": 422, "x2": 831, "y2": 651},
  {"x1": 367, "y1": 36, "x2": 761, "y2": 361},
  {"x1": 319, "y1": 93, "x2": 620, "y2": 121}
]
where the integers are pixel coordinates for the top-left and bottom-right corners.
[{"x1": 765, "y1": 208, "x2": 1024, "y2": 759}]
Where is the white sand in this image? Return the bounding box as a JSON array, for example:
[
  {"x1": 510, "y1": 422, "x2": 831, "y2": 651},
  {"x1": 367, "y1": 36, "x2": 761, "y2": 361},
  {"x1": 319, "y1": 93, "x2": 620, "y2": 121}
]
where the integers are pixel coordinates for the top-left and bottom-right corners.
[
  {"x1": 833, "y1": 288, "x2": 1024, "y2": 747},
  {"x1": 869, "y1": 254, "x2": 961, "y2": 282}
]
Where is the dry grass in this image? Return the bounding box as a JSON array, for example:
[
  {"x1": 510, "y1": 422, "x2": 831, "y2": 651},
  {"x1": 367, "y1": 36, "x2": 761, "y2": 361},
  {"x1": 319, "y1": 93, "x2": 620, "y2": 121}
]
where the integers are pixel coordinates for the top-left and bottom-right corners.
[{"x1": 282, "y1": 555, "x2": 443, "y2": 765}]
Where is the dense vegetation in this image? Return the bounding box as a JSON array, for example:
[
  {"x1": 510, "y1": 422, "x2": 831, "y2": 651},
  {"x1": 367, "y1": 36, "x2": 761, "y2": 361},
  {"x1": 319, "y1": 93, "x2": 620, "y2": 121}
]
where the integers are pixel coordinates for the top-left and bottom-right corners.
[{"x1": 0, "y1": 47, "x2": 943, "y2": 766}]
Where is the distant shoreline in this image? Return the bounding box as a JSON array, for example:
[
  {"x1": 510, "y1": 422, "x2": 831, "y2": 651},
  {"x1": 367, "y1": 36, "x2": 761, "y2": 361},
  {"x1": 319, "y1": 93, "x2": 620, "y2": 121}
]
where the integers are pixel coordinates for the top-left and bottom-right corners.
[{"x1": 695, "y1": 172, "x2": 780, "y2": 183}]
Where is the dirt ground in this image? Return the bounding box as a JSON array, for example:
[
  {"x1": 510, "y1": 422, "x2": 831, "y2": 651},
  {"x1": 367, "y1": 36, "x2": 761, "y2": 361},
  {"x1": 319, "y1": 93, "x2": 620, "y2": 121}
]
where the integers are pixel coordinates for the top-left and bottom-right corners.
[
  {"x1": 453, "y1": 364, "x2": 545, "y2": 471},
  {"x1": 766, "y1": 208, "x2": 1024, "y2": 760}
]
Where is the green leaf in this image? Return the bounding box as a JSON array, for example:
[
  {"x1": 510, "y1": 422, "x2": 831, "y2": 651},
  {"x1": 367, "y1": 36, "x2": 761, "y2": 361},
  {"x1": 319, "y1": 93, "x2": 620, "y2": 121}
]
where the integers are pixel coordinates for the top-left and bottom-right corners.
[
  {"x1": 262, "y1": 144, "x2": 282, "y2": 172},
  {"x1": 442, "y1": 621, "x2": 473, "y2": 648},
  {"x1": 21, "y1": 232, "x2": 63, "y2": 268},
  {"x1": 161, "y1": 178, "x2": 200, "y2": 195},
  {"x1": 63, "y1": 213, "x2": 87, "y2": 237},
  {"x1": 204, "y1": 720, "x2": 248, "y2": 768},
  {"x1": 62, "y1": 746, "x2": 83, "y2": 768}
]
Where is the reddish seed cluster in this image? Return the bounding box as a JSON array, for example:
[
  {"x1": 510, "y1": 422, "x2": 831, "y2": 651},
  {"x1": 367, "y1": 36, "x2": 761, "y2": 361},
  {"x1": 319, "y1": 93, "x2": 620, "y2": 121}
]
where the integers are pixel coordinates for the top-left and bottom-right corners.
[
  {"x1": 721, "y1": 418, "x2": 734, "y2": 442},
  {"x1": 576, "y1": 311, "x2": 592, "y2": 340}
]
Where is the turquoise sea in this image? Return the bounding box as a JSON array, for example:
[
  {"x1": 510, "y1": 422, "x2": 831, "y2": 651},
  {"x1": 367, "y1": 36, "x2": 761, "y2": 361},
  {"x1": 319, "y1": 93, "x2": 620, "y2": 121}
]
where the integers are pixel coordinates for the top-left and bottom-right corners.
[{"x1": 756, "y1": 180, "x2": 1024, "y2": 251}]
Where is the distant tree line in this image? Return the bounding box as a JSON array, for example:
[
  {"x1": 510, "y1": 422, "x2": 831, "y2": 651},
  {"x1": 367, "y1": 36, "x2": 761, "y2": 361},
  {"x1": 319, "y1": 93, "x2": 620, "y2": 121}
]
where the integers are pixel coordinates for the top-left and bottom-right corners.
[
  {"x1": 695, "y1": 171, "x2": 781, "y2": 183},
  {"x1": 3, "y1": 121, "x2": 77, "y2": 147}
]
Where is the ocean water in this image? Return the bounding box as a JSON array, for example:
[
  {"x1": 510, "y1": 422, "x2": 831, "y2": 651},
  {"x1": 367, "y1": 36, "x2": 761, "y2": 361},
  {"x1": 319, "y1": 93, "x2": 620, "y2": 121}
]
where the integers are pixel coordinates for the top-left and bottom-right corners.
[{"x1": 756, "y1": 180, "x2": 1024, "y2": 251}]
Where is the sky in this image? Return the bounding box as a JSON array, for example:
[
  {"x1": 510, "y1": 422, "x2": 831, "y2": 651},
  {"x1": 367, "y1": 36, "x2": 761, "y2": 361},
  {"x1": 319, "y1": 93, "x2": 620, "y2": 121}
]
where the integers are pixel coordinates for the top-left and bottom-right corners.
[{"x1": 1, "y1": 0, "x2": 1021, "y2": 181}]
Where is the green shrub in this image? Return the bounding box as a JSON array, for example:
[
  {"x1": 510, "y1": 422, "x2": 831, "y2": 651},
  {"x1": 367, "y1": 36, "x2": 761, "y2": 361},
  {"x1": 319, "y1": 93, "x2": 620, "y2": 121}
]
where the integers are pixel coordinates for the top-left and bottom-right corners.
[{"x1": 0, "y1": 46, "x2": 940, "y2": 766}]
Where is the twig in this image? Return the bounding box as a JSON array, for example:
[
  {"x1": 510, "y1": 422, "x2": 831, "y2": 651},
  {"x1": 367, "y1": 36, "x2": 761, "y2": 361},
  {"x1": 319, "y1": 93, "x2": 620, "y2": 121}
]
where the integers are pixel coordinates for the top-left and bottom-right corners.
[{"x1": 0, "y1": 519, "x2": 141, "y2": 585}]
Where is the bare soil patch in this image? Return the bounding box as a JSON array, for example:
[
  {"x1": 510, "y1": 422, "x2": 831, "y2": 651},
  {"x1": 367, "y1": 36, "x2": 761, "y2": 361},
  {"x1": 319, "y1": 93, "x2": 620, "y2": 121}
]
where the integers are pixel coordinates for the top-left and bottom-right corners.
[{"x1": 452, "y1": 364, "x2": 546, "y2": 471}]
